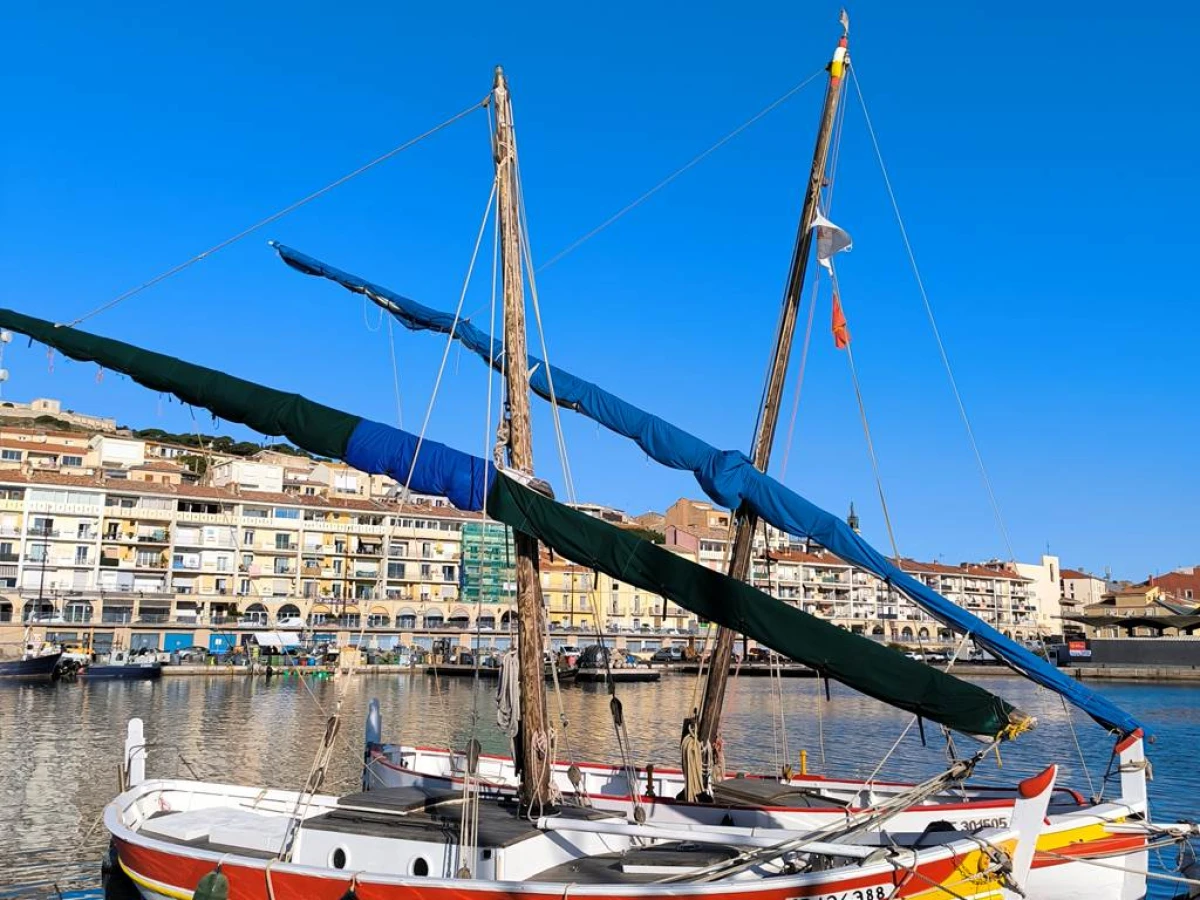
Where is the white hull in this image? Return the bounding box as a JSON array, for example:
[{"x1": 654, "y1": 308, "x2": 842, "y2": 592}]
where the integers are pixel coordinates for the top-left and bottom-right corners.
[{"x1": 366, "y1": 736, "x2": 1156, "y2": 900}]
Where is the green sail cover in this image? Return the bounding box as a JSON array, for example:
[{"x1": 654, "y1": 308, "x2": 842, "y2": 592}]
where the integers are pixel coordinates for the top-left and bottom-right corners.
[
  {"x1": 487, "y1": 474, "x2": 1026, "y2": 740},
  {"x1": 0, "y1": 309, "x2": 357, "y2": 459}
]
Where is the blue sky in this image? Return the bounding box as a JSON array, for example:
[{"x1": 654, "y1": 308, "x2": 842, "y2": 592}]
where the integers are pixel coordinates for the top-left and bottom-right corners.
[{"x1": 1, "y1": 1, "x2": 1195, "y2": 580}]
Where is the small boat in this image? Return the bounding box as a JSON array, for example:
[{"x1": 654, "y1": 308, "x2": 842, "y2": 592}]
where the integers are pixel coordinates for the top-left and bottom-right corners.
[
  {"x1": 575, "y1": 644, "x2": 661, "y2": 683},
  {"x1": 0, "y1": 645, "x2": 64, "y2": 682},
  {"x1": 105, "y1": 718, "x2": 1059, "y2": 900},
  {"x1": 367, "y1": 723, "x2": 1168, "y2": 900},
  {"x1": 83, "y1": 649, "x2": 163, "y2": 681}
]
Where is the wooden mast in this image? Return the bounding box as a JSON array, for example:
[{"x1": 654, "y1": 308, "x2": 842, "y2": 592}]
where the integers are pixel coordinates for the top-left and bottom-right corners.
[
  {"x1": 695, "y1": 20, "x2": 851, "y2": 760},
  {"x1": 492, "y1": 65, "x2": 553, "y2": 812}
]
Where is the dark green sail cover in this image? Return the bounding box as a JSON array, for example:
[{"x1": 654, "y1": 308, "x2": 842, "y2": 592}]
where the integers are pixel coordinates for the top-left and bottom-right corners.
[
  {"x1": 0, "y1": 307, "x2": 1026, "y2": 738},
  {"x1": 487, "y1": 474, "x2": 1026, "y2": 739},
  {"x1": 0, "y1": 309, "x2": 358, "y2": 460}
]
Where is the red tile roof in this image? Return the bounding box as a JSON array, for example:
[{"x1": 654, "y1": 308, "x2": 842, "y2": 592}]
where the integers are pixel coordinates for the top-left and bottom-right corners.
[{"x1": 1060, "y1": 568, "x2": 1099, "y2": 581}]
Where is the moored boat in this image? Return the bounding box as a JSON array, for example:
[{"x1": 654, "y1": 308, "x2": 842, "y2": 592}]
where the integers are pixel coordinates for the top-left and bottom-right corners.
[
  {"x1": 83, "y1": 650, "x2": 163, "y2": 681},
  {"x1": 105, "y1": 718, "x2": 1060, "y2": 900},
  {"x1": 0, "y1": 647, "x2": 63, "y2": 682},
  {"x1": 365, "y1": 724, "x2": 1164, "y2": 900}
]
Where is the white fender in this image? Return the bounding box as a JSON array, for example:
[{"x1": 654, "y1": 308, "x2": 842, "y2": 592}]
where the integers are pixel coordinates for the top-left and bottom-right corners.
[
  {"x1": 125, "y1": 718, "x2": 146, "y2": 788},
  {"x1": 1004, "y1": 764, "x2": 1057, "y2": 899}
]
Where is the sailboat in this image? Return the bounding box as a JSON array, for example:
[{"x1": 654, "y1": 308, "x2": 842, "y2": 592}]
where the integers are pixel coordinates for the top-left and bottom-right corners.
[
  {"x1": 268, "y1": 20, "x2": 1194, "y2": 900},
  {"x1": 9, "y1": 63, "x2": 1061, "y2": 900}
]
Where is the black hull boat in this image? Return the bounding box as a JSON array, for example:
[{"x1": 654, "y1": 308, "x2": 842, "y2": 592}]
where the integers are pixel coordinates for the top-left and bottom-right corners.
[
  {"x1": 0, "y1": 651, "x2": 63, "y2": 682},
  {"x1": 82, "y1": 661, "x2": 163, "y2": 680}
]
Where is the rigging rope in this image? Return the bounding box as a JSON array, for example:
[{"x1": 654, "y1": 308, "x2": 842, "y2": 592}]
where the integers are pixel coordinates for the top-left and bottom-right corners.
[
  {"x1": 385, "y1": 316, "x2": 404, "y2": 428},
  {"x1": 536, "y1": 69, "x2": 826, "y2": 273},
  {"x1": 777, "y1": 276, "x2": 820, "y2": 481},
  {"x1": 398, "y1": 179, "x2": 497, "y2": 502},
  {"x1": 849, "y1": 68, "x2": 1016, "y2": 562},
  {"x1": 832, "y1": 264, "x2": 902, "y2": 562},
  {"x1": 60, "y1": 99, "x2": 487, "y2": 329}
]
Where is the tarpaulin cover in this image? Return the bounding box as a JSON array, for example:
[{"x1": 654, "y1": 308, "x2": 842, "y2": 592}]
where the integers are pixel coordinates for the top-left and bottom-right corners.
[
  {"x1": 0, "y1": 309, "x2": 494, "y2": 513},
  {"x1": 486, "y1": 474, "x2": 1023, "y2": 739},
  {"x1": 0, "y1": 305, "x2": 1027, "y2": 738},
  {"x1": 274, "y1": 245, "x2": 1144, "y2": 736}
]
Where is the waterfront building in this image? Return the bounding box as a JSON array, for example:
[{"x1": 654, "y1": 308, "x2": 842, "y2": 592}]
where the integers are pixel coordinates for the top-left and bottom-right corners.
[{"x1": 0, "y1": 397, "x2": 1089, "y2": 655}]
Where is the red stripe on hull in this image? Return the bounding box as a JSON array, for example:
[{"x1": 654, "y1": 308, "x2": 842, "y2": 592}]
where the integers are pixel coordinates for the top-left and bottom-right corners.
[
  {"x1": 115, "y1": 835, "x2": 978, "y2": 900},
  {"x1": 1031, "y1": 833, "x2": 1147, "y2": 869}
]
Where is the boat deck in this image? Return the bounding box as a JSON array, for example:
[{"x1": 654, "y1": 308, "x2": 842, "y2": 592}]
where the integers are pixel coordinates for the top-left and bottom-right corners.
[
  {"x1": 529, "y1": 842, "x2": 745, "y2": 884},
  {"x1": 303, "y1": 787, "x2": 610, "y2": 847},
  {"x1": 711, "y1": 777, "x2": 852, "y2": 810}
]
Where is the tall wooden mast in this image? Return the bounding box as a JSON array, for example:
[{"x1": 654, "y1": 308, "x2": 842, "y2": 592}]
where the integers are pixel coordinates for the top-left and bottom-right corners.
[
  {"x1": 695, "y1": 21, "x2": 850, "y2": 759},
  {"x1": 492, "y1": 65, "x2": 553, "y2": 812}
]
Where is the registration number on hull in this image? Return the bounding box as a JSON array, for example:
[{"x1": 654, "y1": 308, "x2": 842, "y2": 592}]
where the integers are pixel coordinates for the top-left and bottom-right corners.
[{"x1": 799, "y1": 887, "x2": 891, "y2": 900}]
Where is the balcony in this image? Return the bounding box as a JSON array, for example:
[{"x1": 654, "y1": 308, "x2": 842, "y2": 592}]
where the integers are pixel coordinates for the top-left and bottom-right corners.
[
  {"x1": 100, "y1": 557, "x2": 120, "y2": 568},
  {"x1": 136, "y1": 532, "x2": 170, "y2": 544}
]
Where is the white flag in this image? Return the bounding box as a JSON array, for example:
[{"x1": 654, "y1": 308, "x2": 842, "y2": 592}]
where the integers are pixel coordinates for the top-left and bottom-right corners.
[{"x1": 812, "y1": 211, "x2": 852, "y2": 271}]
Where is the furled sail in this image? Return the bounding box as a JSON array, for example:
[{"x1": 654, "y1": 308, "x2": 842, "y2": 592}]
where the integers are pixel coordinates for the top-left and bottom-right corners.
[
  {"x1": 0, "y1": 308, "x2": 1026, "y2": 739},
  {"x1": 0, "y1": 310, "x2": 494, "y2": 512},
  {"x1": 272, "y1": 244, "x2": 1144, "y2": 736}
]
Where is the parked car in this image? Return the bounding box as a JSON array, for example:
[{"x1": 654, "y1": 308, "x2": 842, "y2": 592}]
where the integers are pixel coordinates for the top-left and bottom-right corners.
[{"x1": 650, "y1": 647, "x2": 684, "y2": 664}]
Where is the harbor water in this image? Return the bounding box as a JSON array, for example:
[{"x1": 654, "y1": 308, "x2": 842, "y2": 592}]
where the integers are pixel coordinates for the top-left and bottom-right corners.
[{"x1": 1, "y1": 672, "x2": 1195, "y2": 898}]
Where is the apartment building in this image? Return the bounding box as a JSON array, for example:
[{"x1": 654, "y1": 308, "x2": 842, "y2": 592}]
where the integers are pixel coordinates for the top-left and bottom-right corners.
[{"x1": 0, "y1": 393, "x2": 1061, "y2": 655}]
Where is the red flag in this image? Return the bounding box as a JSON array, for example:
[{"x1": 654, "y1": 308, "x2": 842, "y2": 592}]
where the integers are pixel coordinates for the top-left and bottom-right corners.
[{"x1": 831, "y1": 292, "x2": 850, "y2": 349}]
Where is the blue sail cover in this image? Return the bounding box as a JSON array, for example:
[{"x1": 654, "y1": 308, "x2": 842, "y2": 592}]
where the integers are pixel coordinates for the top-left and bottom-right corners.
[{"x1": 275, "y1": 244, "x2": 1143, "y2": 736}]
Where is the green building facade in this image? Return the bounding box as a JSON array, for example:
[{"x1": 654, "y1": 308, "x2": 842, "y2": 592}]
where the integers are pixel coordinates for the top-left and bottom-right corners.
[{"x1": 460, "y1": 521, "x2": 516, "y2": 605}]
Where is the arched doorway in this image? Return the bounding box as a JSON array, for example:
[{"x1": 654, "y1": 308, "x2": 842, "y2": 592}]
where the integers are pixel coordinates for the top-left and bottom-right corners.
[
  {"x1": 0, "y1": 601, "x2": 12, "y2": 622},
  {"x1": 448, "y1": 607, "x2": 470, "y2": 631},
  {"x1": 900, "y1": 626, "x2": 914, "y2": 639},
  {"x1": 277, "y1": 603, "x2": 301, "y2": 620},
  {"x1": 917, "y1": 627, "x2": 930, "y2": 639},
  {"x1": 242, "y1": 603, "x2": 268, "y2": 625},
  {"x1": 500, "y1": 610, "x2": 513, "y2": 628},
  {"x1": 22, "y1": 599, "x2": 55, "y2": 622},
  {"x1": 397, "y1": 608, "x2": 417, "y2": 629},
  {"x1": 367, "y1": 606, "x2": 390, "y2": 628},
  {"x1": 871, "y1": 625, "x2": 885, "y2": 636}
]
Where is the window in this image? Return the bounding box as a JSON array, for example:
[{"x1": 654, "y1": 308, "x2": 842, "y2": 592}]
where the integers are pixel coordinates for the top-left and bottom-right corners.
[
  {"x1": 1, "y1": 449, "x2": 21, "y2": 461},
  {"x1": 274, "y1": 533, "x2": 293, "y2": 550},
  {"x1": 243, "y1": 529, "x2": 255, "y2": 546},
  {"x1": 62, "y1": 455, "x2": 83, "y2": 467},
  {"x1": 273, "y1": 508, "x2": 299, "y2": 519},
  {"x1": 442, "y1": 565, "x2": 456, "y2": 582},
  {"x1": 388, "y1": 562, "x2": 406, "y2": 579},
  {"x1": 239, "y1": 579, "x2": 251, "y2": 595},
  {"x1": 28, "y1": 543, "x2": 49, "y2": 562},
  {"x1": 421, "y1": 542, "x2": 432, "y2": 558},
  {"x1": 75, "y1": 546, "x2": 89, "y2": 564},
  {"x1": 420, "y1": 563, "x2": 432, "y2": 580}
]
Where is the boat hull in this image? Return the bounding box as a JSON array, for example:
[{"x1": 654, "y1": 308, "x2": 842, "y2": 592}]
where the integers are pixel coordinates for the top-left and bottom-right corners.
[
  {"x1": 0, "y1": 651, "x2": 63, "y2": 681},
  {"x1": 83, "y1": 663, "x2": 163, "y2": 680},
  {"x1": 368, "y1": 746, "x2": 1149, "y2": 900},
  {"x1": 575, "y1": 667, "x2": 660, "y2": 683},
  {"x1": 107, "y1": 778, "x2": 1024, "y2": 900}
]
